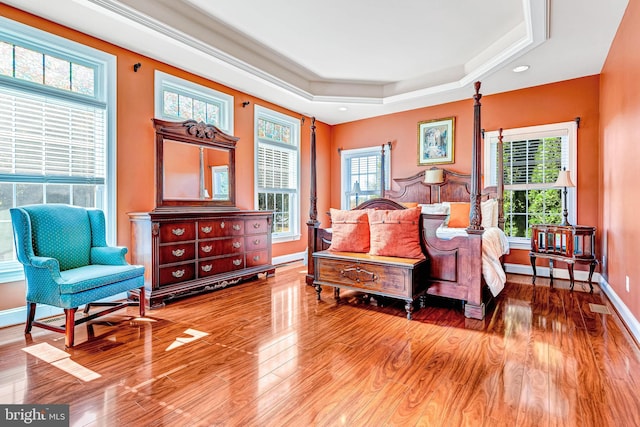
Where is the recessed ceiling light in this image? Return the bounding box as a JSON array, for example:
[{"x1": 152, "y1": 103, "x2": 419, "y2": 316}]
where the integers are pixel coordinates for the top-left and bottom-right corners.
[
  {"x1": 513, "y1": 65, "x2": 530, "y2": 73},
  {"x1": 338, "y1": 107, "x2": 348, "y2": 111}
]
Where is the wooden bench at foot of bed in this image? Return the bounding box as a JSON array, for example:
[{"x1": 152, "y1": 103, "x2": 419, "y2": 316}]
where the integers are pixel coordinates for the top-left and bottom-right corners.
[{"x1": 313, "y1": 250, "x2": 428, "y2": 320}]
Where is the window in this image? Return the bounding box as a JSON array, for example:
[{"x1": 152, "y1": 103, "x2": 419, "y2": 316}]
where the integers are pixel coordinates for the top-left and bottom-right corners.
[
  {"x1": 254, "y1": 105, "x2": 300, "y2": 242},
  {"x1": 484, "y1": 121, "x2": 577, "y2": 249},
  {"x1": 340, "y1": 146, "x2": 391, "y2": 209},
  {"x1": 0, "y1": 17, "x2": 116, "y2": 282},
  {"x1": 154, "y1": 70, "x2": 233, "y2": 134}
]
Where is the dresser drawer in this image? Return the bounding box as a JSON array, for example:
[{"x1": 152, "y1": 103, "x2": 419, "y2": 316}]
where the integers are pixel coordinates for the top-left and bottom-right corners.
[
  {"x1": 159, "y1": 243, "x2": 196, "y2": 265},
  {"x1": 315, "y1": 256, "x2": 415, "y2": 298},
  {"x1": 198, "y1": 219, "x2": 244, "y2": 237},
  {"x1": 159, "y1": 222, "x2": 196, "y2": 243},
  {"x1": 159, "y1": 262, "x2": 196, "y2": 286},
  {"x1": 245, "y1": 234, "x2": 267, "y2": 251},
  {"x1": 246, "y1": 250, "x2": 268, "y2": 267},
  {"x1": 198, "y1": 237, "x2": 244, "y2": 258},
  {"x1": 198, "y1": 255, "x2": 245, "y2": 276},
  {"x1": 245, "y1": 218, "x2": 269, "y2": 235}
]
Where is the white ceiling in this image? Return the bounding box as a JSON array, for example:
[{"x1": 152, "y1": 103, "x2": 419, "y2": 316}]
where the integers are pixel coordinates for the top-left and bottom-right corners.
[{"x1": 5, "y1": 0, "x2": 628, "y2": 124}]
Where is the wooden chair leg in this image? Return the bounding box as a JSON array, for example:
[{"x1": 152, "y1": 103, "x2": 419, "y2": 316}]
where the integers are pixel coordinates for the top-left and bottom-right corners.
[
  {"x1": 139, "y1": 286, "x2": 146, "y2": 317},
  {"x1": 25, "y1": 303, "x2": 36, "y2": 334},
  {"x1": 64, "y1": 308, "x2": 77, "y2": 348}
]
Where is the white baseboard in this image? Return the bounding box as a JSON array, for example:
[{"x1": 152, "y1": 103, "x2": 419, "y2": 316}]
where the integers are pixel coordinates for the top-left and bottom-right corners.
[
  {"x1": 0, "y1": 293, "x2": 128, "y2": 329},
  {"x1": 599, "y1": 277, "x2": 640, "y2": 346},
  {"x1": 505, "y1": 262, "x2": 602, "y2": 283},
  {"x1": 273, "y1": 251, "x2": 306, "y2": 267}
]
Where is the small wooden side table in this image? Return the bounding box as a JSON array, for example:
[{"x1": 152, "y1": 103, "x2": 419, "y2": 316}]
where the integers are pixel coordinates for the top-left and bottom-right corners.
[{"x1": 529, "y1": 224, "x2": 598, "y2": 292}]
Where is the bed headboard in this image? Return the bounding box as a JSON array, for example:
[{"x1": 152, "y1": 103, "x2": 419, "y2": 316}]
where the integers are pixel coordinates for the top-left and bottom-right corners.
[
  {"x1": 384, "y1": 168, "x2": 504, "y2": 229},
  {"x1": 385, "y1": 168, "x2": 474, "y2": 204}
]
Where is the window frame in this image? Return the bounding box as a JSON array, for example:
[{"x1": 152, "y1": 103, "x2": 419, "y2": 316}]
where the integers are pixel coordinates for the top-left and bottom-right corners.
[
  {"x1": 484, "y1": 121, "x2": 577, "y2": 250},
  {"x1": 340, "y1": 145, "x2": 391, "y2": 209},
  {"x1": 154, "y1": 70, "x2": 234, "y2": 135},
  {"x1": 0, "y1": 16, "x2": 116, "y2": 283},
  {"x1": 253, "y1": 105, "x2": 301, "y2": 243}
]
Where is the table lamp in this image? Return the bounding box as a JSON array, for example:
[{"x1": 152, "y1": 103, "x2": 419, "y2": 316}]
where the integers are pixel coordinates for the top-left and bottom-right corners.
[
  {"x1": 351, "y1": 181, "x2": 361, "y2": 206},
  {"x1": 554, "y1": 168, "x2": 575, "y2": 226}
]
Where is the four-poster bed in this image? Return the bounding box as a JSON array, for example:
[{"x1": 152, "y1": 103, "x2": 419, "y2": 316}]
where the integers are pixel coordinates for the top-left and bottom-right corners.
[{"x1": 306, "y1": 82, "x2": 507, "y2": 320}]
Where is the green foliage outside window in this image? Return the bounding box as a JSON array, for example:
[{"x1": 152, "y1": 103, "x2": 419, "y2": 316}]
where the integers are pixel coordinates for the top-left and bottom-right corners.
[{"x1": 502, "y1": 137, "x2": 563, "y2": 238}]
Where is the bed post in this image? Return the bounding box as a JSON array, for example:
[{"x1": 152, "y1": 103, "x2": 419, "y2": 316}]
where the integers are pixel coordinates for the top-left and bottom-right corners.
[
  {"x1": 467, "y1": 81, "x2": 484, "y2": 234},
  {"x1": 306, "y1": 117, "x2": 319, "y2": 285},
  {"x1": 380, "y1": 143, "x2": 386, "y2": 197},
  {"x1": 463, "y1": 81, "x2": 485, "y2": 320},
  {"x1": 497, "y1": 128, "x2": 505, "y2": 230}
]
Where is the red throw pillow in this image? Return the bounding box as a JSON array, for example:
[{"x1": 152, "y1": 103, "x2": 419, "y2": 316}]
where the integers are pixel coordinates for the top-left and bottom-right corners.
[
  {"x1": 448, "y1": 202, "x2": 470, "y2": 228},
  {"x1": 328, "y1": 208, "x2": 370, "y2": 253},
  {"x1": 368, "y1": 207, "x2": 424, "y2": 259}
]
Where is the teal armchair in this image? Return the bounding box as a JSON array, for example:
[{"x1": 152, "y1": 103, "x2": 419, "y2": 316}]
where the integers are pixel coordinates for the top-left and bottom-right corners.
[{"x1": 10, "y1": 204, "x2": 145, "y2": 347}]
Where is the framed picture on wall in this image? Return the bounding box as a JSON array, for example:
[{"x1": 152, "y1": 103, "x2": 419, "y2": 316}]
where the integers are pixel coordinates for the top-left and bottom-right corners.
[{"x1": 417, "y1": 117, "x2": 455, "y2": 165}]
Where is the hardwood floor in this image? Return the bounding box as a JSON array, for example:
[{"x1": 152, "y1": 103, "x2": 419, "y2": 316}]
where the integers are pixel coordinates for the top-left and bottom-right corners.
[{"x1": 1, "y1": 264, "x2": 639, "y2": 427}]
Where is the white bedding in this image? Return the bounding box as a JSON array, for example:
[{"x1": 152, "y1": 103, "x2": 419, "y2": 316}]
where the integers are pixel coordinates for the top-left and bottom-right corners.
[{"x1": 435, "y1": 226, "x2": 510, "y2": 296}]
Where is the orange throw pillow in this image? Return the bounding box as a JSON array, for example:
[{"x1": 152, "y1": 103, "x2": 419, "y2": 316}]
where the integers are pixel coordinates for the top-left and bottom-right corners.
[
  {"x1": 448, "y1": 202, "x2": 470, "y2": 228},
  {"x1": 328, "y1": 208, "x2": 370, "y2": 253},
  {"x1": 400, "y1": 202, "x2": 419, "y2": 208},
  {"x1": 368, "y1": 207, "x2": 424, "y2": 259}
]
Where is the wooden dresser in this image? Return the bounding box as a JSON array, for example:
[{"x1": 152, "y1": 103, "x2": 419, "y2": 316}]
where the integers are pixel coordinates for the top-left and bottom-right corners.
[{"x1": 129, "y1": 209, "x2": 275, "y2": 309}]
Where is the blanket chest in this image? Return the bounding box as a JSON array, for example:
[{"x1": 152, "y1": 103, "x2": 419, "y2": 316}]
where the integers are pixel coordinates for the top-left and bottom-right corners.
[{"x1": 313, "y1": 250, "x2": 428, "y2": 319}]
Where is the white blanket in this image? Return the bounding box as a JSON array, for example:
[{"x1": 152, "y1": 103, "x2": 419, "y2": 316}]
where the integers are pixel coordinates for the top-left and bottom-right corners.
[{"x1": 436, "y1": 226, "x2": 510, "y2": 296}]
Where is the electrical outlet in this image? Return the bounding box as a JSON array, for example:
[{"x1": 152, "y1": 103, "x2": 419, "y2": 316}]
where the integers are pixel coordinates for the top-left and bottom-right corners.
[{"x1": 626, "y1": 275, "x2": 630, "y2": 293}]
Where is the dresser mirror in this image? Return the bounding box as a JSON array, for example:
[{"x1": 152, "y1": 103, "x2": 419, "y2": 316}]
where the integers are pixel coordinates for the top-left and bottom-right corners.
[{"x1": 153, "y1": 118, "x2": 238, "y2": 209}]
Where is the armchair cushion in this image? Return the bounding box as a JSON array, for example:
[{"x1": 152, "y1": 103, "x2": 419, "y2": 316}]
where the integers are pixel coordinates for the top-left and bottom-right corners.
[{"x1": 59, "y1": 264, "x2": 145, "y2": 295}]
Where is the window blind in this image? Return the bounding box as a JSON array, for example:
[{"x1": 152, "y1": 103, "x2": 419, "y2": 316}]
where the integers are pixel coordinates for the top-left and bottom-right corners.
[
  {"x1": 257, "y1": 144, "x2": 296, "y2": 190},
  {"x1": 349, "y1": 154, "x2": 380, "y2": 191},
  {"x1": 0, "y1": 86, "x2": 105, "y2": 184}
]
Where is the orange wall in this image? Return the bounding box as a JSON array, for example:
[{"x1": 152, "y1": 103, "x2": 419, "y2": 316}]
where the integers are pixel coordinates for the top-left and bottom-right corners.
[
  {"x1": 332, "y1": 76, "x2": 601, "y2": 266},
  {"x1": 600, "y1": 0, "x2": 640, "y2": 319},
  {"x1": 0, "y1": 6, "x2": 331, "y2": 284}
]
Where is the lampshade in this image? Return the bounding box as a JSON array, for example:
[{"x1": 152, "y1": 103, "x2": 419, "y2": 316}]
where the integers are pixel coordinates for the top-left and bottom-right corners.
[
  {"x1": 554, "y1": 170, "x2": 575, "y2": 188},
  {"x1": 424, "y1": 168, "x2": 444, "y2": 184},
  {"x1": 351, "y1": 181, "x2": 361, "y2": 194}
]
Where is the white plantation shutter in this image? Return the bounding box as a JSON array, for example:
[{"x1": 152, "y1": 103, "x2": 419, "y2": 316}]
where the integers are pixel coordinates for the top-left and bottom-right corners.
[
  {"x1": 0, "y1": 87, "x2": 105, "y2": 183},
  {"x1": 350, "y1": 154, "x2": 379, "y2": 191},
  {"x1": 257, "y1": 144, "x2": 296, "y2": 190},
  {"x1": 254, "y1": 105, "x2": 300, "y2": 241},
  {"x1": 0, "y1": 16, "x2": 115, "y2": 281},
  {"x1": 485, "y1": 124, "x2": 572, "y2": 188}
]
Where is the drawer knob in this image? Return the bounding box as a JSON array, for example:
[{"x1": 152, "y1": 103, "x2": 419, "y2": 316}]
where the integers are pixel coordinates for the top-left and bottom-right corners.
[
  {"x1": 201, "y1": 264, "x2": 212, "y2": 272},
  {"x1": 253, "y1": 255, "x2": 260, "y2": 262},
  {"x1": 172, "y1": 269, "x2": 185, "y2": 278},
  {"x1": 233, "y1": 259, "x2": 242, "y2": 266},
  {"x1": 220, "y1": 221, "x2": 225, "y2": 228},
  {"x1": 233, "y1": 241, "x2": 241, "y2": 249},
  {"x1": 233, "y1": 224, "x2": 241, "y2": 231},
  {"x1": 201, "y1": 226, "x2": 212, "y2": 233},
  {"x1": 253, "y1": 239, "x2": 260, "y2": 245},
  {"x1": 171, "y1": 228, "x2": 185, "y2": 236},
  {"x1": 253, "y1": 223, "x2": 261, "y2": 229},
  {"x1": 172, "y1": 249, "x2": 185, "y2": 257},
  {"x1": 201, "y1": 245, "x2": 212, "y2": 253}
]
